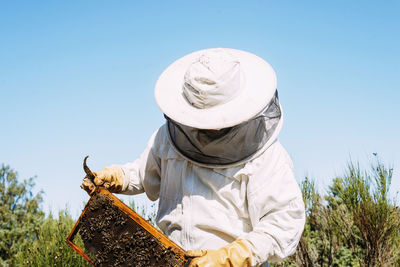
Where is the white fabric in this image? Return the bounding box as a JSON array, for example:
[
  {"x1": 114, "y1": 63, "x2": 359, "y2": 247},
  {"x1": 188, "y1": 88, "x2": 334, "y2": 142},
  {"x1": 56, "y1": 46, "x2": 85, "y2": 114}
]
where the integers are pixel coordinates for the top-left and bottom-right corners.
[
  {"x1": 154, "y1": 48, "x2": 277, "y2": 129},
  {"x1": 118, "y1": 124, "x2": 305, "y2": 266},
  {"x1": 183, "y1": 49, "x2": 241, "y2": 109}
]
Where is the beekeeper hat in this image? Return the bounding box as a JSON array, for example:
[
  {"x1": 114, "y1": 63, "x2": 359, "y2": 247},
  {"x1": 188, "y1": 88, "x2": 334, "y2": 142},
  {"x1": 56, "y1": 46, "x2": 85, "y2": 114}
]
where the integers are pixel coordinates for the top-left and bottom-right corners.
[{"x1": 154, "y1": 48, "x2": 277, "y2": 129}]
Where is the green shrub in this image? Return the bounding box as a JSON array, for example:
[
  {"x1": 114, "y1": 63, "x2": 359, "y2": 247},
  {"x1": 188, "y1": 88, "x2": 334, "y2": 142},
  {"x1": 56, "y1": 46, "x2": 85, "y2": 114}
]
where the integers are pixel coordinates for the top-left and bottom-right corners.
[
  {"x1": 14, "y1": 210, "x2": 90, "y2": 267},
  {"x1": 0, "y1": 165, "x2": 44, "y2": 267},
  {"x1": 273, "y1": 159, "x2": 400, "y2": 267}
]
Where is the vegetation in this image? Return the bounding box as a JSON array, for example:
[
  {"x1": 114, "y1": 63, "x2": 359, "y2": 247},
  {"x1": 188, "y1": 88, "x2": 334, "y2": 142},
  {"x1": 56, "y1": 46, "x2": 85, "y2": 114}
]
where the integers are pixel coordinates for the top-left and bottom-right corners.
[
  {"x1": 0, "y1": 165, "x2": 89, "y2": 267},
  {"x1": 0, "y1": 165, "x2": 45, "y2": 267},
  {"x1": 273, "y1": 159, "x2": 400, "y2": 267},
  {"x1": 0, "y1": 159, "x2": 399, "y2": 266},
  {"x1": 13, "y1": 210, "x2": 89, "y2": 267}
]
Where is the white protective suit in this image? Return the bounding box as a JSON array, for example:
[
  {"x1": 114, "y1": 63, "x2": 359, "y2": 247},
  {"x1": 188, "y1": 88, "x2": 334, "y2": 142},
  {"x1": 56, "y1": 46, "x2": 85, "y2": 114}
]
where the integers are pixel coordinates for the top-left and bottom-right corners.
[{"x1": 118, "y1": 118, "x2": 305, "y2": 266}]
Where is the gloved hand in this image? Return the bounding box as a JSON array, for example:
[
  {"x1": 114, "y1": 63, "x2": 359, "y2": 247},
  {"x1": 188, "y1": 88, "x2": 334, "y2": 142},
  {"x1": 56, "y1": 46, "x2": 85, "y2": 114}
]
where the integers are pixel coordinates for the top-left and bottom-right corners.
[
  {"x1": 186, "y1": 239, "x2": 252, "y2": 267},
  {"x1": 80, "y1": 165, "x2": 125, "y2": 194}
]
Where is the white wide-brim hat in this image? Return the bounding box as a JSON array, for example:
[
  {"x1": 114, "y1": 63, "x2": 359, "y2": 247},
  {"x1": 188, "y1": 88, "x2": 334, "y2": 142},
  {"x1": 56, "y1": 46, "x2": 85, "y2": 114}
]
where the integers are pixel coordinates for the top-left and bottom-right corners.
[{"x1": 154, "y1": 48, "x2": 277, "y2": 129}]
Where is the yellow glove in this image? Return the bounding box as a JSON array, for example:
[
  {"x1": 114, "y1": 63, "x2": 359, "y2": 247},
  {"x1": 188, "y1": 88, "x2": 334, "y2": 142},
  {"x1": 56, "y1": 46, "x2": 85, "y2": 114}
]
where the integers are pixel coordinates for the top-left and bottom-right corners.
[
  {"x1": 80, "y1": 165, "x2": 125, "y2": 194},
  {"x1": 186, "y1": 239, "x2": 252, "y2": 267},
  {"x1": 81, "y1": 177, "x2": 96, "y2": 195}
]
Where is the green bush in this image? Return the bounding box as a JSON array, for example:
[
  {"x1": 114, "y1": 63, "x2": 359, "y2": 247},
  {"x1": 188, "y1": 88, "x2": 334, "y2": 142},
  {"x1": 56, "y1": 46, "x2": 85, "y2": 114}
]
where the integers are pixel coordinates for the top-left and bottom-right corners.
[
  {"x1": 0, "y1": 165, "x2": 44, "y2": 267},
  {"x1": 14, "y1": 210, "x2": 89, "y2": 267},
  {"x1": 0, "y1": 165, "x2": 89, "y2": 266},
  {"x1": 273, "y1": 159, "x2": 400, "y2": 267}
]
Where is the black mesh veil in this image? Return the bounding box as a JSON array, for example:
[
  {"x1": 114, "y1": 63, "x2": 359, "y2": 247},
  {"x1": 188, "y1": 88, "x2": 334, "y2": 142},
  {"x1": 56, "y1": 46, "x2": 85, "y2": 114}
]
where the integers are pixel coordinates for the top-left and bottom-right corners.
[{"x1": 166, "y1": 91, "x2": 282, "y2": 166}]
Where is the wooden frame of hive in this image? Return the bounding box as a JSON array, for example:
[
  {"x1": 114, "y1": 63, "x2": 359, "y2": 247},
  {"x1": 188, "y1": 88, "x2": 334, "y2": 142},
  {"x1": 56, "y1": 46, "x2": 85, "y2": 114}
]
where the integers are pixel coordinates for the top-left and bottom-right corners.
[{"x1": 66, "y1": 187, "x2": 189, "y2": 266}]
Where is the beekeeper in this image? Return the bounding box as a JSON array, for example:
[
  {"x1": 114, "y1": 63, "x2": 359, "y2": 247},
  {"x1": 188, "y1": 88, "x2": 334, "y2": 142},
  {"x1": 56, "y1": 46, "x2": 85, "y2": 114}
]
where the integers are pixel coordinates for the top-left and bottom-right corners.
[{"x1": 81, "y1": 48, "x2": 305, "y2": 266}]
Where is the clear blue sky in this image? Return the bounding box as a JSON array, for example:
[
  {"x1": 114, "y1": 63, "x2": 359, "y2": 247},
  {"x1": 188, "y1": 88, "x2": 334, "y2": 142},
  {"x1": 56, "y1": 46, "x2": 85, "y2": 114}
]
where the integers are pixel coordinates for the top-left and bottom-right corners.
[{"x1": 1, "y1": 1, "x2": 399, "y2": 217}]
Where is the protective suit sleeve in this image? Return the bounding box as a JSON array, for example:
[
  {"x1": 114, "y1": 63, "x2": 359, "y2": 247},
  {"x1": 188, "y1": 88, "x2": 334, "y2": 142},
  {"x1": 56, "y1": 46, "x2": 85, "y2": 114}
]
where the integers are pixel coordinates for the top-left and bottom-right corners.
[
  {"x1": 118, "y1": 129, "x2": 162, "y2": 201},
  {"x1": 242, "y1": 144, "x2": 305, "y2": 265}
]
